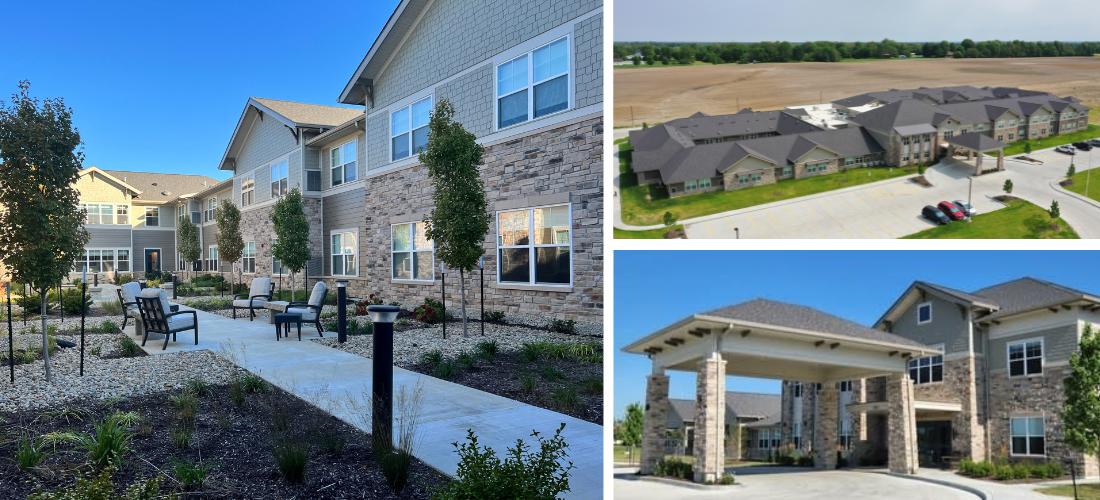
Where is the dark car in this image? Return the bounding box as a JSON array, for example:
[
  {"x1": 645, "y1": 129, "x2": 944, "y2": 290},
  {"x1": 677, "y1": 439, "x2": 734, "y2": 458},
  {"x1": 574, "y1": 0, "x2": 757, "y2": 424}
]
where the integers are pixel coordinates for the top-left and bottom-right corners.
[
  {"x1": 1088, "y1": 138, "x2": 1100, "y2": 148},
  {"x1": 1074, "y1": 142, "x2": 1093, "y2": 151},
  {"x1": 922, "y1": 205, "x2": 951, "y2": 225},
  {"x1": 937, "y1": 201, "x2": 966, "y2": 221}
]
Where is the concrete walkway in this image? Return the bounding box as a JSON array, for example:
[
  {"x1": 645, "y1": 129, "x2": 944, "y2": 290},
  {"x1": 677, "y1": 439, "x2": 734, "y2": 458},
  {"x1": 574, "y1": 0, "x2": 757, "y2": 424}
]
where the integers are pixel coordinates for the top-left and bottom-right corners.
[
  {"x1": 914, "y1": 468, "x2": 1098, "y2": 500},
  {"x1": 127, "y1": 307, "x2": 602, "y2": 499}
]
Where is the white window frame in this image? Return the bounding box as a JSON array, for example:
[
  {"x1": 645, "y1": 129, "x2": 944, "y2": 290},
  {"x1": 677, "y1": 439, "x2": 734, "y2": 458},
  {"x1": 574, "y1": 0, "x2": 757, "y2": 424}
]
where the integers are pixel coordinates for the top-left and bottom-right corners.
[
  {"x1": 330, "y1": 229, "x2": 359, "y2": 277},
  {"x1": 1007, "y1": 337, "x2": 1044, "y2": 378},
  {"x1": 115, "y1": 205, "x2": 128, "y2": 225},
  {"x1": 917, "y1": 302, "x2": 933, "y2": 325},
  {"x1": 495, "y1": 203, "x2": 573, "y2": 288},
  {"x1": 270, "y1": 159, "x2": 289, "y2": 198},
  {"x1": 144, "y1": 207, "x2": 160, "y2": 227},
  {"x1": 1009, "y1": 416, "x2": 1046, "y2": 457},
  {"x1": 75, "y1": 248, "x2": 130, "y2": 273},
  {"x1": 908, "y1": 344, "x2": 944, "y2": 385},
  {"x1": 241, "y1": 177, "x2": 255, "y2": 207},
  {"x1": 242, "y1": 241, "x2": 256, "y2": 274},
  {"x1": 390, "y1": 222, "x2": 435, "y2": 282},
  {"x1": 330, "y1": 139, "x2": 358, "y2": 187},
  {"x1": 205, "y1": 197, "x2": 217, "y2": 222},
  {"x1": 494, "y1": 35, "x2": 572, "y2": 131},
  {"x1": 390, "y1": 96, "x2": 432, "y2": 162},
  {"x1": 207, "y1": 245, "x2": 219, "y2": 272}
]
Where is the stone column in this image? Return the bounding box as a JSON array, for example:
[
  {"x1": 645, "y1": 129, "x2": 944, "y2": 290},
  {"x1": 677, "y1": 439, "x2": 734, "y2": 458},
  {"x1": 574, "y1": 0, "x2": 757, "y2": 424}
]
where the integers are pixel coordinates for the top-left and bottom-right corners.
[
  {"x1": 975, "y1": 152, "x2": 983, "y2": 175},
  {"x1": 693, "y1": 351, "x2": 726, "y2": 483},
  {"x1": 997, "y1": 150, "x2": 1005, "y2": 171},
  {"x1": 814, "y1": 382, "x2": 838, "y2": 469},
  {"x1": 640, "y1": 368, "x2": 670, "y2": 475},
  {"x1": 726, "y1": 424, "x2": 742, "y2": 461},
  {"x1": 887, "y1": 372, "x2": 918, "y2": 474}
]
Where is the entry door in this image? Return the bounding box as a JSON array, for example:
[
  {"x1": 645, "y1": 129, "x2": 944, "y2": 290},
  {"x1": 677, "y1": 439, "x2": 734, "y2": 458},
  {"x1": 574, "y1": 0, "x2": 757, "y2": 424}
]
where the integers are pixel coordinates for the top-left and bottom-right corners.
[
  {"x1": 145, "y1": 249, "x2": 161, "y2": 273},
  {"x1": 916, "y1": 421, "x2": 952, "y2": 466}
]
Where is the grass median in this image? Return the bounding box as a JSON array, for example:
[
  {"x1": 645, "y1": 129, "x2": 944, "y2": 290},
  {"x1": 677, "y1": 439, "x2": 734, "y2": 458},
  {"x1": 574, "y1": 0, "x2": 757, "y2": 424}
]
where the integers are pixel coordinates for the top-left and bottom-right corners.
[
  {"x1": 1035, "y1": 483, "x2": 1100, "y2": 499},
  {"x1": 1003, "y1": 124, "x2": 1100, "y2": 156},
  {"x1": 1064, "y1": 167, "x2": 1100, "y2": 203},
  {"x1": 903, "y1": 198, "x2": 1079, "y2": 239}
]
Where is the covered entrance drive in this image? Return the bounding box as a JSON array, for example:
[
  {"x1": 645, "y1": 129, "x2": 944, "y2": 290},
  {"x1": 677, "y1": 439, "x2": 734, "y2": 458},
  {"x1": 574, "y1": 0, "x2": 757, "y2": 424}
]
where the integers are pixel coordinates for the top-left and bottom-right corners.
[
  {"x1": 623, "y1": 299, "x2": 940, "y2": 483},
  {"x1": 944, "y1": 132, "x2": 1006, "y2": 176}
]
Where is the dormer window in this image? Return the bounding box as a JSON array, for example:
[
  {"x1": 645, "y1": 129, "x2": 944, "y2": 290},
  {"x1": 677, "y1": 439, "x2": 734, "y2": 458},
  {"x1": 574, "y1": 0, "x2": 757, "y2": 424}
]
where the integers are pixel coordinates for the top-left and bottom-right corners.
[{"x1": 917, "y1": 302, "x2": 932, "y2": 325}]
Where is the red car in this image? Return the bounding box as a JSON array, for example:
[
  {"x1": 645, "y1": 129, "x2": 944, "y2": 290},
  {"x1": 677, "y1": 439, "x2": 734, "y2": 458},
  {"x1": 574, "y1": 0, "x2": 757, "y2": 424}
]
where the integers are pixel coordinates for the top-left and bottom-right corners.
[{"x1": 937, "y1": 201, "x2": 966, "y2": 220}]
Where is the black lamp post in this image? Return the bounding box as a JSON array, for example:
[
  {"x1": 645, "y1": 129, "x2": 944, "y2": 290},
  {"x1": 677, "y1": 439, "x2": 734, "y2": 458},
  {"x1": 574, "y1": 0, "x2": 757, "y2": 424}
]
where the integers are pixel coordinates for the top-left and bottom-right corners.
[
  {"x1": 336, "y1": 280, "x2": 349, "y2": 343},
  {"x1": 734, "y1": 227, "x2": 740, "y2": 239},
  {"x1": 478, "y1": 256, "x2": 485, "y2": 336},
  {"x1": 367, "y1": 304, "x2": 400, "y2": 449},
  {"x1": 79, "y1": 281, "x2": 86, "y2": 376},
  {"x1": 440, "y1": 262, "x2": 447, "y2": 340},
  {"x1": 6, "y1": 282, "x2": 13, "y2": 384}
]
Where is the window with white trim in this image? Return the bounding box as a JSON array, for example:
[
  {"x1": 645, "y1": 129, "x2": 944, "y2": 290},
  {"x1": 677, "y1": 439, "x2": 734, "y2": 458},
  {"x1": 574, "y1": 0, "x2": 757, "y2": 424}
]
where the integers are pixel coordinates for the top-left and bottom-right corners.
[
  {"x1": 145, "y1": 207, "x2": 160, "y2": 227},
  {"x1": 330, "y1": 230, "x2": 357, "y2": 277},
  {"x1": 497, "y1": 204, "x2": 571, "y2": 286},
  {"x1": 1010, "y1": 416, "x2": 1045, "y2": 456},
  {"x1": 207, "y1": 245, "x2": 219, "y2": 272},
  {"x1": 908, "y1": 347, "x2": 943, "y2": 384},
  {"x1": 496, "y1": 37, "x2": 569, "y2": 129},
  {"x1": 75, "y1": 248, "x2": 130, "y2": 273},
  {"x1": 116, "y1": 205, "x2": 128, "y2": 225},
  {"x1": 391, "y1": 97, "x2": 432, "y2": 162},
  {"x1": 81, "y1": 203, "x2": 128, "y2": 225},
  {"x1": 391, "y1": 222, "x2": 434, "y2": 281},
  {"x1": 1008, "y1": 339, "x2": 1043, "y2": 377},
  {"x1": 205, "y1": 197, "x2": 217, "y2": 222},
  {"x1": 917, "y1": 302, "x2": 933, "y2": 324},
  {"x1": 272, "y1": 257, "x2": 286, "y2": 276},
  {"x1": 242, "y1": 241, "x2": 256, "y2": 274},
  {"x1": 330, "y1": 139, "x2": 358, "y2": 186},
  {"x1": 241, "y1": 178, "x2": 254, "y2": 206},
  {"x1": 270, "y1": 160, "x2": 289, "y2": 198}
]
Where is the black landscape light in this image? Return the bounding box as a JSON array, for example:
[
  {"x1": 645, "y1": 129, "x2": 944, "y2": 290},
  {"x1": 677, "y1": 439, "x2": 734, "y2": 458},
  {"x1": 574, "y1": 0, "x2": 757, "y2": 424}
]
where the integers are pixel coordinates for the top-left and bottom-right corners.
[
  {"x1": 440, "y1": 262, "x2": 447, "y2": 340},
  {"x1": 478, "y1": 256, "x2": 485, "y2": 336},
  {"x1": 367, "y1": 304, "x2": 400, "y2": 449},
  {"x1": 337, "y1": 279, "x2": 349, "y2": 343}
]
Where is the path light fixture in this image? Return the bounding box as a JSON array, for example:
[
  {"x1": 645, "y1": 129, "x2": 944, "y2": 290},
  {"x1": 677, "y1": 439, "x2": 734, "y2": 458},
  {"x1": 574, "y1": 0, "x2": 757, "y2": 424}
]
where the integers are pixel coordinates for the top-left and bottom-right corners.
[
  {"x1": 5, "y1": 281, "x2": 13, "y2": 384},
  {"x1": 439, "y1": 262, "x2": 447, "y2": 340},
  {"x1": 336, "y1": 280, "x2": 349, "y2": 343},
  {"x1": 478, "y1": 256, "x2": 485, "y2": 336},
  {"x1": 734, "y1": 227, "x2": 740, "y2": 239},
  {"x1": 367, "y1": 304, "x2": 400, "y2": 449}
]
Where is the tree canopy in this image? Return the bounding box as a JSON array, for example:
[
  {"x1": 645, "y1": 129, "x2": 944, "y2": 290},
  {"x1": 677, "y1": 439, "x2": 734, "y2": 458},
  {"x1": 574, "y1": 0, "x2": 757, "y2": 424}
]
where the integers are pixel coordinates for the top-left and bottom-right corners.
[
  {"x1": 271, "y1": 188, "x2": 311, "y2": 275},
  {"x1": 1063, "y1": 324, "x2": 1100, "y2": 477},
  {"x1": 215, "y1": 199, "x2": 244, "y2": 281}
]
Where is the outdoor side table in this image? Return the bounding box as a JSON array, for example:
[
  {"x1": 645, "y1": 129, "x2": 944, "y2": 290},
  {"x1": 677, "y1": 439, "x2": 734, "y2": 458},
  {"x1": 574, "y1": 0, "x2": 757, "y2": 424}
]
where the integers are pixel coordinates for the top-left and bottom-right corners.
[
  {"x1": 264, "y1": 301, "x2": 291, "y2": 324},
  {"x1": 273, "y1": 312, "x2": 303, "y2": 341}
]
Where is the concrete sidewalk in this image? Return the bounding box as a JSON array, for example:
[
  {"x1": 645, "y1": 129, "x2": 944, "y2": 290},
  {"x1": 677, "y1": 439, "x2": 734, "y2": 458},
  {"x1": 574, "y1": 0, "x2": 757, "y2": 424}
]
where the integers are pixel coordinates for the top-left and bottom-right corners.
[{"x1": 127, "y1": 307, "x2": 602, "y2": 499}]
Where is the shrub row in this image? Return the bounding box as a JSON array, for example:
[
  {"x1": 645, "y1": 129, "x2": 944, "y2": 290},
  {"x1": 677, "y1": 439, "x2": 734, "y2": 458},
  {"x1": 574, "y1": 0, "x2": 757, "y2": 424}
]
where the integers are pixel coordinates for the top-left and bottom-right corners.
[{"x1": 958, "y1": 458, "x2": 1063, "y2": 480}]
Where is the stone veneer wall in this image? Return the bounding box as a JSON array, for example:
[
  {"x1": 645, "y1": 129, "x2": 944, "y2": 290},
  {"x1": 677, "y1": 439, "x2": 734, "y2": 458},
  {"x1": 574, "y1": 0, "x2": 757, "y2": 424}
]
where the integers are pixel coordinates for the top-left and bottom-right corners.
[
  {"x1": 912, "y1": 356, "x2": 986, "y2": 460},
  {"x1": 693, "y1": 354, "x2": 726, "y2": 482},
  {"x1": 721, "y1": 167, "x2": 775, "y2": 192},
  {"x1": 641, "y1": 373, "x2": 670, "y2": 475},
  {"x1": 235, "y1": 198, "x2": 323, "y2": 290},
  {"x1": 335, "y1": 116, "x2": 602, "y2": 324}
]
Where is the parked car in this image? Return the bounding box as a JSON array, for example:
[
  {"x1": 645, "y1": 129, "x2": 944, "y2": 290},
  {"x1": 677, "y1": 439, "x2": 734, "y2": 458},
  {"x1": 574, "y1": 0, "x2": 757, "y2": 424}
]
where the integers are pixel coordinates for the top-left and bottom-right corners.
[
  {"x1": 1055, "y1": 145, "x2": 1076, "y2": 155},
  {"x1": 1073, "y1": 142, "x2": 1093, "y2": 151},
  {"x1": 937, "y1": 201, "x2": 966, "y2": 221},
  {"x1": 922, "y1": 205, "x2": 951, "y2": 225},
  {"x1": 953, "y1": 200, "x2": 976, "y2": 217},
  {"x1": 1088, "y1": 139, "x2": 1100, "y2": 148}
]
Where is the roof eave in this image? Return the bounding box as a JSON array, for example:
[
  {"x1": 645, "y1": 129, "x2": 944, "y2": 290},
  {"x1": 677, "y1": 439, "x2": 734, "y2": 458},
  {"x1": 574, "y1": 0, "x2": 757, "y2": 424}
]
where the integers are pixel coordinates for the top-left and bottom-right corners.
[{"x1": 338, "y1": 0, "x2": 413, "y2": 104}]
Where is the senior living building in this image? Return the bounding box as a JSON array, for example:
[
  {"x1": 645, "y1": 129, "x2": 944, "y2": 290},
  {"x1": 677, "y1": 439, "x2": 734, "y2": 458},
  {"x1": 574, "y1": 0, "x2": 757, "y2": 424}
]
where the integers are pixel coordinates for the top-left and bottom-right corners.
[
  {"x1": 627, "y1": 277, "x2": 1100, "y2": 483},
  {"x1": 629, "y1": 85, "x2": 1089, "y2": 197},
  {"x1": 67, "y1": 0, "x2": 604, "y2": 324}
]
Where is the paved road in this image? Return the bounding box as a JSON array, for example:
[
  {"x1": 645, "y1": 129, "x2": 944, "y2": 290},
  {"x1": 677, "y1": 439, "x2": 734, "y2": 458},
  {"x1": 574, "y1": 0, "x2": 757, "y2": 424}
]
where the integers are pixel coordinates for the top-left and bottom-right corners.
[
  {"x1": 681, "y1": 146, "x2": 1100, "y2": 239},
  {"x1": 614, "y1": 467, "x2": 975, "y2": 499},
  {"x1": 127, "y1": 308, "x2": 603, "y2": 500}
]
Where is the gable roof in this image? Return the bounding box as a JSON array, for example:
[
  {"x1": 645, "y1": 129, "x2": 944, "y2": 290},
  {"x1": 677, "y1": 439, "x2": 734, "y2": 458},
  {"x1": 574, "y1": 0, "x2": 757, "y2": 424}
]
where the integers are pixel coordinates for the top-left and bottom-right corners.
[
  {"x1": 78, "y1": 167, "x2": 143, "y2": 196},
  {"x1": 850, "y1": 99, "x2": 947, "y2": 136},
  {"x1": 946, "y1": 132, "x2": 1006, "y2": 152},
  {"x1": 668, "y1": 391, "x2": 781, "y2": 426},
  {"x1": 339, "y1": 0, "x2": 427, "y2": 104},
  {"x1": 100, "y1": 169, "x2": 221, "y2": 203},
  {"x1": 219, "y1": 97, "x2": 363, "y2": 171}
]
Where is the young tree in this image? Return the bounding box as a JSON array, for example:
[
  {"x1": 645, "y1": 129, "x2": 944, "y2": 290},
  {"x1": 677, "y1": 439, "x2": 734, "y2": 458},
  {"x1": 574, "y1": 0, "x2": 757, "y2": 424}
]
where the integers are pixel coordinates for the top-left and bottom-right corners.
[
  {"x1": 1063, "y1": 324, "x2": 1100, "y2": 479},
  {"x1": 271, "y1": 188, "x2": 311, "y2": 301},
  {"x1": 0, "y1": 81, "x2": 89, "y2": 382},
  {"x1": 215, "y1": 200, "x2": 244, "y2": 293},
  {"x1": 177, "y1": 216, "x2": 201, "y2": 281},
  {"x1": 1068, "y1": 164, "x2": 1076, "y2": 178},
  {"x1": 420, "y1": 99, "x2": 488, "y2": 337},
  {"x1": 662, "y1": 211, "x2": 677, "y2": 227},
  {"x1": 1050, "y1": 200, "x2": 1061, "y2": 219},
  {"x1": 619, "y1": 402, "x2": 645, "y2": 448},
  {"x1": 1023, "y1": 141, "x2": 1032, "y2": 154},
  {"x1": 1003, "y1": 179, "x2": 1014, "y2": 194}
]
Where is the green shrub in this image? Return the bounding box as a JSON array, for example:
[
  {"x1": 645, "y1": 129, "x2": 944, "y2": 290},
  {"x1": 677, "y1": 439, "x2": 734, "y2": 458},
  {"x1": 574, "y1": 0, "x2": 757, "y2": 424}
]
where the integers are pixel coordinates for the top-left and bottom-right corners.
[
  {"x1": 40, "y1": 431, "x2": 82, "y2": 451},
  {"x1": 775, "y1": 448, "x2": 795, "y2": 466},
  {"x1": 519, "y1": 374, "x2": 537, "y2": 394},
  {"x1": 273, "y1": 441, "x2": 308, "y2": 483},
  {"x1": 475, "y1": 340, "x2": 498, "y2": 360},
  {"x1": 1011, "y1": 463, "x2": 1030, "y2": 480},
  {"x1": 796, "y1": 455, "x2": 814, "y2": 467},
  {"x1": 109, "y1": 411, "x2": 142, "y2": 429},
  {"x1": 114, "y1": 273, "x2": 134, "y2": 286},
  {"x1": 51, "y1": 288, "x2": 92, "y2": 315},
  {"x1": 414, "y1": 297, "x2": 444, "y2": 324},
  {"x1": 551, "y1": 387, "x2": 580, "y2": 412},
  {"x1": 170, "y1": 427, "x2": 192, "y2": 449},
  {"x1": 520, "y1": 342, "x2": 545, "y2": 363},
  {"x1": 548, "y1": 318, "x2": 576, "y2": 335},
  {"x1": 483, "y1": 310, "x2": 506, "y2": 324},
  {"x1": 173, "y1": 459, "x2": 209, "y2": 490},
  {"x1": 97, "y1": 319, "x2": 119, "y2": 333},
  {"x1": 654, "y1": 456, "x2": 693, "y2": 481},
  {"x1": 119, "y1": 337, "x2": 142, "y2": 357},
  {"x1": 432, "y1": 424, "x2": 574, "y2": 499},
  {"x1": 457, "y1": 352, "x2": 476, "y2": 370},
  {"x1": 380, "y1": 448, "x2": 413, "y2": 493},
  {"x1": 16, "y1": 435, "x2": 45, "y2": 469},
  {"x1": 433, "y1": 359, "x2": 457, "y2": 379},
  {"x1": 170, "y1": 390, "x2": 198, "y2": 425},
  {"x1": 421, "y1": 349, "x2": 444, "y2": 367},
  {"x1": 240, "y1": 373, "x2": 268, "y2": 393},
  {"x1": 27, "y1": 467, "x2": 115, "y2": 500},
  {"x1": 540, "y1": 366, "x2": 564, "y2": 381},
  {"x1": 228, "y1": 379, "x2": 246, "y2": 407},
  {"x1": 717, "y1": 473, "x2": 736, "y2": 485},
  {"x1": 79, "y1": 416, "x2": 133, "y2": 468},
  {"x1": 99, "y1": 301, "x2": 123, "y2": 317},
  {"x1": 186, "y1": 378, "x2": 212, "y2": 398}
]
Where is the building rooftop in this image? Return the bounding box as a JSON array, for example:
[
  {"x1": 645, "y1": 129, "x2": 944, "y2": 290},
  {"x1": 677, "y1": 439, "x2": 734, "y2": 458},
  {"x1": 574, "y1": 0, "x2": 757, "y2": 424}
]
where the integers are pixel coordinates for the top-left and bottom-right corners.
[
  {"x1": 668, "y1": 391, "x2": 781, "y2": 427},
  {"x1": 100, "y1": 169, "x2": 221, "y2": 203}
]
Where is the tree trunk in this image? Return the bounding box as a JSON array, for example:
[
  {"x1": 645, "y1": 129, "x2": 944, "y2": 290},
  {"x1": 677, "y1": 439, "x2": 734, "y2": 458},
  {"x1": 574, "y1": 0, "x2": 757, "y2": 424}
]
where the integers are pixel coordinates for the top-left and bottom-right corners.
[
  {"x1": 460, "y1": 269, "x2": 468, "y2": 337},
  {"x1": 39, "y1": 291, "x2": 51, "y2": 382}
]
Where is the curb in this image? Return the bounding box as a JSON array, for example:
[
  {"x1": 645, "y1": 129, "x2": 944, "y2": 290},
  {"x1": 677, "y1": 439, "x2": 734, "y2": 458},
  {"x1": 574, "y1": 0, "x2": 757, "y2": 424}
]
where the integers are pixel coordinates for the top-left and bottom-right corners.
[
  {"x1": 632, "y1": 475, "x2": 742, "y2": 490},
  {"x1": 859, "y1": 470, "x2": 989, "y2": 499},
  {"x1": 1052, "y1": 180, "x2": 1100, "y2": 210}
]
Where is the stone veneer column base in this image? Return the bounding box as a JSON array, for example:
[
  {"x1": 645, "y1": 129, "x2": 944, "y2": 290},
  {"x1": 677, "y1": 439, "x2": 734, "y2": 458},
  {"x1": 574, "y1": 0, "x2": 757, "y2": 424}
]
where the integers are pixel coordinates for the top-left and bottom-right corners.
[
  {"x1": 887, "y1": 373, "x2": 918, "y2": 474},
  {"x1": 815, "y1": 383, "x2": 839, "y2": 469},
  {"x1": 640, "y1": 372, "x2": 670, "y2": 475},
  {"x1": 693, "y1": 353, "x2": 726, "y2": 483}
]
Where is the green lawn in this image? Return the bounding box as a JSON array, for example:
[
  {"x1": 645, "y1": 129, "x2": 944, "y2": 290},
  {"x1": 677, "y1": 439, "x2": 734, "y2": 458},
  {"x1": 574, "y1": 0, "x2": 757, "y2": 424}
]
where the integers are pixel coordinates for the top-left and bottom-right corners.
[
  {"x1": 1065, "y1": 167, "x2": 1100, "y2": 203},
  {"x1": 614, "y1": 445, "x2": 641, "y2": 464},
  {"x1": 1036, "y1": 483, "x2": 1100, "y2": 499},
  {"x1": 618, "y1": 137, "x2": 917, "y2": 226},
  {"x1": 903, "y1": 198, "x2": 1079, "y2": 239},
  {"x1": 615, "y1": 225, "x2": 683, "y2": 239},
  {"x1": 1003, "y1": 124, "x2": 1100, "y2": 156}
]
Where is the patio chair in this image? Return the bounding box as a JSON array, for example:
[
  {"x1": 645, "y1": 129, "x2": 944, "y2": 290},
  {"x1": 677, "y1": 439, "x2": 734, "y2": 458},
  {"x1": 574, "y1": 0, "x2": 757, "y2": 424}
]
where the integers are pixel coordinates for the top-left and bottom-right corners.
[
  {"x1": 116, "y1": 281, "x2": 142, "y2": 330},
  {"x1": 136, "y1": 288, "x2": 198, "y2": 350},
  {"x1": 285, "y1": 281, "x2": 327, "y2": 337},
  {"x1": 232, "y1": 277, "x2": 274, "y2": 321}
]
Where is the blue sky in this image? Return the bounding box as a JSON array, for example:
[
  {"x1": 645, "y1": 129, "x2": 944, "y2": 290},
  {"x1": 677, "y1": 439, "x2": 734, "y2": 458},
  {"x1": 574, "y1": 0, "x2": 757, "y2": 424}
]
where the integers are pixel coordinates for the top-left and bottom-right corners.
[
  {"x1": 616, "y1": 0, "x2": 1097, "y2": 42},
  {"x1": 0, "y1": 0, "x2": 399, "y2": 179},
  {"x1": 613, "y1": 250, "x2": 1100, "y2": 418}
]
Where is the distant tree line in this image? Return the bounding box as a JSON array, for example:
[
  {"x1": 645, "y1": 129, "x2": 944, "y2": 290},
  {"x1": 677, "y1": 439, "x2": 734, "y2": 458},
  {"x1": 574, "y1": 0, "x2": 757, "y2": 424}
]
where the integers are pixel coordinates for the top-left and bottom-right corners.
[{"x1": 613, "y1": 39, "x2": 1100, "y2": 65}]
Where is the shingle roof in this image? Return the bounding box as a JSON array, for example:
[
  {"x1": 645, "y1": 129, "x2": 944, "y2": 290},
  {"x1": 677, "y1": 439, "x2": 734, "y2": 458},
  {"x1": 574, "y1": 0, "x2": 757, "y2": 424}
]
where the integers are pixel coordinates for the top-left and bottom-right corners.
[
  {"x1": 703, "y1": 298, "x2": 929, "y2": 349},
  {"x1": 253, "y1": 98, "x2": 363, "y2": 127},
  {"x1": 668, "y1": 391, "x2": 781, "y2": 426},
  {"x1": 946, "y1": 132, "x2": 1006, "y2": 152},
  {"x1": 915, "y1": 281, "x2": 998, "y2": 309},
  {"x1": 972, "y1": 277, "x2": 1099, "y2": 321},
  {"x1": 849, "y1": 99, "x2": 947, "y2": 136},
  {"x1": 101, "y1": 170, "x2": 221, "y2": 203}
]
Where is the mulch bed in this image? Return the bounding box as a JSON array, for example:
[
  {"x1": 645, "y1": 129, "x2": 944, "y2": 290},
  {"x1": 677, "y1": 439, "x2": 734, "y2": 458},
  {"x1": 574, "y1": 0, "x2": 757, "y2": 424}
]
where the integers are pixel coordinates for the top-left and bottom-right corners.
[
  {"x1": 410, "y1": 350, "x2": 603, "y2": 425},
  {"x1": 0, "y1": 383, "x2": 447, "y2": 499}
]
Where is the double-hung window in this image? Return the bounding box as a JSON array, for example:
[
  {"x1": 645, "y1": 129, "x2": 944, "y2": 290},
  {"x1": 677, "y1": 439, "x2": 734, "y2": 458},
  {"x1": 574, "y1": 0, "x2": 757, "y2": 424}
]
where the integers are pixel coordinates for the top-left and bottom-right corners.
[
  {"x1": 330, "y1": 230, "x2": 357, "y2": 277},
  {"x1": 270, "y1": 160, "x2": 289, "y2": 198},
  {"x1": 391, "y1": 97, "x2": 432, "y2": 162},
  {"x1": 242, "y1": 241, "x2": 256, "y2": 274},
  {"x1": 917, "y1": 302, "x2": 932, "y2": 324},
  {"x1": 908, "y1": 347, "x2": 943, "y2": 384},
  {"x1": 116, "y1": 249, "x2": 129, "y2": 272},
  {"x1": 241, "y1": 178, "x2": 254, "y2": 206},
  {"x1": 207, "y1": 245, "x2": 219, "y2": 272},
  {"x1": 330, "y1": 140, "x2": 358, "y2": 186},
  {"x1": 78, "y1": 249, "x2": 129, "y2": 273},
  {"x1": 145, "y1": 207, "x2": 160, "y2": 227},
  {"x1": 82, "y1": 203, "x2": 121, "y2": 225},
  {"x1": 1010, "y1": 416, "x2": 1045, "y2": 456},
  {"x1": 497, "y1": 37, "x2": 570, "y2": 129},
  {"x1": 1008, "y1": 339, "x2": 1043, "y2": 377},
  {"x1": 497, "y1": 204, "x2": 571, "y2": 286},
  {"x1": 205, "y1": 197, "x2": 217, "y2": 222},
  {"x1": 391, "y1": 222, "x2": 434, "y2": 281},
  {"x1": 116, "y1": 205, "x2": 128, "y2": 225}
]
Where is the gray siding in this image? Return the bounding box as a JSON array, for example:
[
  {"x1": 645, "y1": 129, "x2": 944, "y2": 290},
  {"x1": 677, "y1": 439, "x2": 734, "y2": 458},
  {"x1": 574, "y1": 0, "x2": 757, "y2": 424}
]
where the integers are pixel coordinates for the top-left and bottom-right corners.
[
  {"x1": 573, "y1": 13, "x2": 602, "y2": 108},
  {"x1": 889, "y1": 293, "x2": 970, "y2": 354},
  {"x1": 315, "y1": 131, "x2": 367, "y2": 190},
  {"x1": 86, "y1": 227, "x2": 131, "y2": 248},
  {"x1": 134, "y1": 204, "x2": 175, "y2": 229},
  {"x1": 989, "y1": 323, "x2": 1079, "y2": 371},
  {"x1": 132, "y1": 230, "x2": 176, "y2": 272},
  {"x1": 200, "y1": 224, "x2": 218, "y2": 257},
  {"x1": 321, "y1": 189, "x2": 365, "y2": 276},
  {"x1": 367, "y1": 114, "x2": 388, "y2": 171},
  {"x1": 435, "y1": 63, "x2": 494, "y2": 138},
  {"x1": 289, "y1": 149, "x2": 303, "y2": 193},
  {"x1": 235, "y1": 111, "x2": 298, "y2": 179}
]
